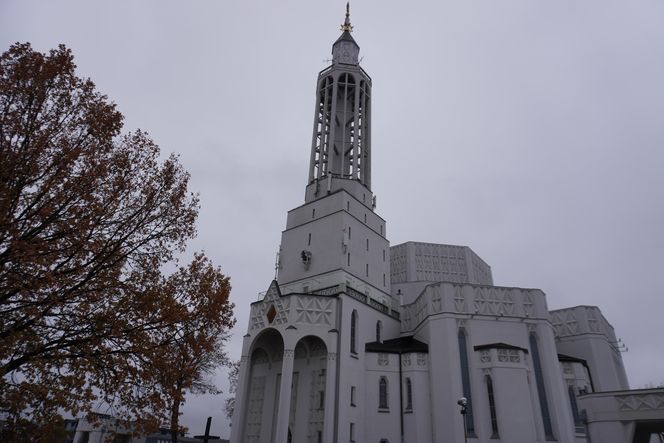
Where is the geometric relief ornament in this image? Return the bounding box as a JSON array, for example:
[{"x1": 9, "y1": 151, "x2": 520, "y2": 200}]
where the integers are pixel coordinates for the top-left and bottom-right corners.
[
  {"x1": 616, "y1": 393, "x2": 664, "y2": 411},
  {"x1": 259, "y1": 297, "x2": 289, "y2": 327},
  {"x1": 551, "y1": 309, "x2": 578, "y2": 338},
  {"x1": 378, "y1": 353, "x2": 389, "y2": 366},
  {"x1": 431, "y1": 286, "x2": 442, "y2": 313},
  {"x1": 523, "y1": 292, "x2": 534, "y2": 317},
  {"x1": 267, "y1": 304, "x2": 277, "y2": 324},
  {"x1": 263, "y1": 279, "x2": 282, "y2": 302},
  {"x1": 295, "y1": 296, "x2": 334, "y2": 326},
  {"x1": 454, "y1": 285, "x2": 466, "y2": 313},
  {"x1": 250, "y1": 304, "x2": 265, "y2": 330},
  {"x1": 585, "y1": 307, "x2": 601, "y2": 333},
  {"x1": 473, "y1": 287, "x2": 514, "y2": 316}
]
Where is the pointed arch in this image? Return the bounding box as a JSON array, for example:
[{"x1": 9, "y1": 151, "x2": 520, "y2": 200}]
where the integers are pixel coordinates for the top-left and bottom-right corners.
[
  {"x1": 379, "y1": 376, "x2": 389, "y2": 410},
  {"x1": 405, "y1": 377, "x2": 413, "y2": 411}
]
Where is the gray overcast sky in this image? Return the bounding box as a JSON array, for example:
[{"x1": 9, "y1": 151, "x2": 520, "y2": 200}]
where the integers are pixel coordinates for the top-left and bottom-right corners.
[{"x1": 2, "y1": 0, "x2": 664, "y2": 438}]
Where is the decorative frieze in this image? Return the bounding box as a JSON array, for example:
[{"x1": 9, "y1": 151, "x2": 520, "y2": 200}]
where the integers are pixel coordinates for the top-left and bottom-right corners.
[
  {"x1": 454, "y1": 286, "x2": 466, "y2": 313},
  {"x1": 295, "y1": 296, "x2": 334, "y2": 326},
  {"x1": 473, "y1": 287, "x2": 515, "y2": 316},
  {"x1": 400, "y1": 283, "x2": 545, "y2": 332},
  {"x1": 616, "y1": 393, "x2": 664, "y2": 411}
]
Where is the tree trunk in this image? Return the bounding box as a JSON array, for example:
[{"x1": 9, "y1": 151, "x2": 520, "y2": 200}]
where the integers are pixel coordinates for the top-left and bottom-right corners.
[{"x1": 170, "y1": 395, "x2": 180, "y2": 443}]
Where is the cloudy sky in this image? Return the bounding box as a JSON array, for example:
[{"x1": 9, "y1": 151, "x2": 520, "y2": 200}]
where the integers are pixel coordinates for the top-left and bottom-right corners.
[{"x1": 2, "y1": 0, "x2": 664, "y2": 438}]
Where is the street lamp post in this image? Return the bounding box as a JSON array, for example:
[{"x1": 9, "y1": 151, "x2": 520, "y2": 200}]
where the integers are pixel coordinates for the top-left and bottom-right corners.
[{"x1": 457, "y1": 397, "x2": 468, "y2": 443}]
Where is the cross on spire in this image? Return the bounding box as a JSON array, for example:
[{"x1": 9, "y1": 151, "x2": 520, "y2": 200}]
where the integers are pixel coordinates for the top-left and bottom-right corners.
[{"x1": 341, "y1": 2, "x2": 353, "y2": 32}]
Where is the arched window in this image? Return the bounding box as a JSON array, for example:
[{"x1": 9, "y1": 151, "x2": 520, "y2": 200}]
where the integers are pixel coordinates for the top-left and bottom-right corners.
[
  {"x1": 379, "y1": 376, "x2": 389, "y2": 410},
  {"x1": 486, "y1": 376, "x2": 499, "y2": 438},
  {"x1": 350, "y1": 310, "x2": 358, "y2": 354},
  {"x1": 458, "y1": 329, "x2": 475, "y2": 434},
  {"x1": 530, "y1": 333, "x2": 554, "y2": 439},
  {"x1": 405, "y1": 378, "x2": 413, "y2": 411},
  {"x1": 376, "y1": 320, "x2": 382, "y2": 343}
]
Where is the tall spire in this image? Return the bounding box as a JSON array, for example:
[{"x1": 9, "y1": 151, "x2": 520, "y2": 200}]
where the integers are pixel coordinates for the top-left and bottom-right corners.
[{"x1": 341, "y1": 2, "x2": 353, "y2": 33}]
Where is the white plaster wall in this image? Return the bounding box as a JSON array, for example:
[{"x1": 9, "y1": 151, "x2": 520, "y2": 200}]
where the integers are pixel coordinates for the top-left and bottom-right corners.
[
  {"x1": 279, "y1": 191, "x2": 390, "y2": 296},
  {"x1": 364, "y1": 353, "x2": 401, "y2": 442},
  {"x1": 403, "y1": 354, "x2": 432, "y2": 443},
  {"x1": 335, "y1": 296, "x2": 400, "y2": 443}
]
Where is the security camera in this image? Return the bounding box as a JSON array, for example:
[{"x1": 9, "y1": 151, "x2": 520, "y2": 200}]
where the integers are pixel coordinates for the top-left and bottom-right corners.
[{"x1": 457, "y1": 397, "x2": 467, "y2": 407}]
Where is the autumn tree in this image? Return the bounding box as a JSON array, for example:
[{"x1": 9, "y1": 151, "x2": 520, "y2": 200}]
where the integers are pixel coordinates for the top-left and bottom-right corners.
[
  {"x1": 224, "y1": 360, "x2": 240, "y2": 422},
  {"x1": 149, "y1": 256, "x2": 234, "y2": 443},
  {"x1": 0, "y1": 43, "x2": 234, "y2": 440}
]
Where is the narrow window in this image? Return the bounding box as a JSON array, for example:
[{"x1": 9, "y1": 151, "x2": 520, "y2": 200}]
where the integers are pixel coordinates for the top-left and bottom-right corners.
[
  {"x1": 405, "y1": 378, "x2": 413, "y2": 411},
  {"x1": 308, "y1": 233, "x2": 311, "y2": 246},
  {"x1": 568, "y1": 386, "x2": 583, "y2": 429},
  {"x1": 317, "y1": 431, "x2": 322, "y2": 443},
  {"x1": 312, "y1": 208, "x2": 316, "y2": 218},
  {"x1": 379, "y1": 377, "x2": 389, "y2": 410},
  {"x1": 350, "y1": 423, "x2": 356, "y2": 442},
  {"x1": 487, "y1": 376, "x2": 499, "y2": 438},
  {"x1": 383, "y1": 249, "x2": 386, "y2": 262},
  {"x1": 376, "y1": 320, "x2": 382, "y2": 342},
  {"x1": 347, "y1": 201, "x2": 350, "y2": 211},
  {"x1": 458, "y1": 329, "x2": 475, "y2": 434},
  {"x1": 380, "y1": 225, "x2": 383, "y2": 235},
  {"x1": 364, "y1": 213, "x2": 367, "y2": 223},
  {"x1": 351, "y1": 386, "x2": 356, "y2": 406},
  {"x1": 350, "y1": 310, "x2": 357, "y2": 354},
  {"x1": 347, "y1": 252, "x2": 351, "y2": 266},
  {"x1": 366, "y1": 238, "x2": 369, "y2": 251},
  {"x1": 319, "y1": 390, "x2": 325, "y2": 409},
  {"x1": 383, "y1": 273, "x2": 386, "y2": 286},
  {"x1": 348, "y1": 226, "x2": 351, "y2": 239},
  {"x1": 366, "y1": 263, "x2": 369, "y2": 277},
  {"x1": 363, "y1": 193, "x2": 366, "y2": 203},
  {"x1": 530, "y1": 333, "x2": 554, "y2": 439}
]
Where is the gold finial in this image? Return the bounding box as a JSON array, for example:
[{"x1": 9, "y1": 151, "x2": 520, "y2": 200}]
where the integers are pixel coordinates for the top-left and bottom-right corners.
[{"x1": 340, "y1": 2, "x2": 353, "y2": 32}]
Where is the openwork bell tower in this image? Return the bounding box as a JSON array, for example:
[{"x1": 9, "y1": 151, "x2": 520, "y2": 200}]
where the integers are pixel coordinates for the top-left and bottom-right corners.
[{"x1": 307, "y1": 3, "x2": 372, "y2": 195}]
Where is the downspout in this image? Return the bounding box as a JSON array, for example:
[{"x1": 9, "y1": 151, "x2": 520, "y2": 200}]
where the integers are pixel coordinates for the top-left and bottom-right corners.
[{"x1": 399, "y1": 352, "x2": 404, "y2": 443}]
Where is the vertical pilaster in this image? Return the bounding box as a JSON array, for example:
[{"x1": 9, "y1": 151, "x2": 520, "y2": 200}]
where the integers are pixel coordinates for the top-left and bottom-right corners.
[
  {"x1": 323, "y1": 336, "x2": 338, "y2": 443},
  {"x1": 274, "y1": 348, "x2": 295, "y2": 443}
]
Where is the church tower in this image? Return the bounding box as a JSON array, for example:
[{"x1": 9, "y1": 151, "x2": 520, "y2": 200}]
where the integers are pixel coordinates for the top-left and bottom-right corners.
[
  {"x1": 231, "y1": 7, "x2": 400, "y2": 443},
  {"x1": 277, "y1": 3, "x2": 391, "y2": 308}
]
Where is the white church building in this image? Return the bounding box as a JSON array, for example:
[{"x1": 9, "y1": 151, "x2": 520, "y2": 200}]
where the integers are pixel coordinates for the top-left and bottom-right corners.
[{"x1": 230, "y1": 8, "x2": 664, "y2": 443}]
